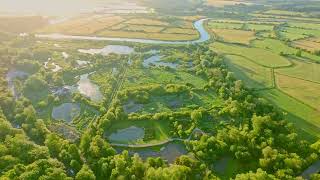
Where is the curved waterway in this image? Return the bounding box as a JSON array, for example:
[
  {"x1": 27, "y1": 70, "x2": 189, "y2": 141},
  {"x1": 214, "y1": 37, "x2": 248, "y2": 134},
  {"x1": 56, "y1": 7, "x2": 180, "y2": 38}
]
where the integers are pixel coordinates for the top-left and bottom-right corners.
[{"x1": 36, "y1": 19, "x2": 211, "y2": 44}]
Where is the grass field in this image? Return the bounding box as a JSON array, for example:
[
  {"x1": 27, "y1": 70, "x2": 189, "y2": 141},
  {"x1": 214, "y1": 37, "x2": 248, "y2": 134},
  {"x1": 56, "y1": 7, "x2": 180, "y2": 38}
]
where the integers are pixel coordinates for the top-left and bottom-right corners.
[
  {"x1": 0, "y1": 16, "x2": 48, "y2": 33},
  {"x1": 122, "y1": 25, "x2": 164, "y2": 33},
  {"x1": 276, "y1": 73, "x2": 320, "y2": 110},
  {"x1": 124, "y1": 68, "x2": 208, "y2": 88},
  {"x1": 262, "y1": 10, "x2": 307, "y2": 17},
  {"x1": 208, "y1": 21, "x2": 243, "y2": 29},
  {"x1": 162, "y1": 28, "x2": 197, "y2": 35},
  {"x1": 212, "y1": 42, "x2": 292, "y2": 67},
  {"x1": 276, "y1": 60, "x2": 320, "y2": 83},
  {"x1": 39, "y1": 15, "x2": 125, "y2": 35},
  {"x1": 97, "y1": 30, "x2": 198, "y2": 41},
  {"x1": 292, "y1": 38, "x2": 320, "y2": 53},
  {"x1": 279, "y1": 27, "x2": 320, "y2": 41},
  {"x1": 212, "y1": 29, "x2": 255, "y2": 45},
  {"x1": 252, "y1": 38, "x2": 320, "y2": 62},
  {"x1": 287, "y1": 22, "x2": 320, "y2": 30},
  {"x1": 224, "y1": 55, "x2": 273, "y2": 89},
  {"x1": 260, "y1": 89, "x2": 320, "y2": 140},
  {"x1": 245, "y1": 23, "x2": 274, "y2": 31},
  {"x1": 124, "y1": 18, "x2": 169, "y2": 26}
]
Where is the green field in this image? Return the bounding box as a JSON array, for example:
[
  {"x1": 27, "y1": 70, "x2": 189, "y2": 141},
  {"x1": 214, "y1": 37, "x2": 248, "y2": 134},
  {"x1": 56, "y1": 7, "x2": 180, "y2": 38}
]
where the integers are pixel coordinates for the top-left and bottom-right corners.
[
  {"x1": 212, "y1": 42, "x2": 292, "y2": 67},
  {"x1": 224, "y1": 55, "x2": 273, "y2": 89},
  {"x1": 260, "y1": 89, "x2": 320, "y2": 140}
]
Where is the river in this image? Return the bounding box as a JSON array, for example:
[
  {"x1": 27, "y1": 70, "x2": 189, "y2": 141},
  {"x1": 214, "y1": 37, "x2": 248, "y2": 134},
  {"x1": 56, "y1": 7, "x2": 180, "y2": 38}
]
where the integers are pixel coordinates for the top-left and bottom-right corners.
[{"x1": 35, "y1": 19, "x2": 211, "y2": 44}]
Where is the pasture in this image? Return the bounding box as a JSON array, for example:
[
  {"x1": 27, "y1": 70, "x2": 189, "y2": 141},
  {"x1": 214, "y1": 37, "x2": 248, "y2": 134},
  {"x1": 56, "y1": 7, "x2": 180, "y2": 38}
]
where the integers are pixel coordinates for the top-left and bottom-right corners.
[
  {"x1": 224, "y1": 55, "x2": 273, "y2": 89},
  {"x1": 212, "y1": 42, "x2": 292, "y2": 67},
  {"x1": 292, "y1": 38, "x2": 320, "y2": 53},
  {"x1": 276, "y1": 73, "x2": 320, "y2": 111},
  {"x1": 212, "y1": 29, "x2": 255, "y2": 45}
]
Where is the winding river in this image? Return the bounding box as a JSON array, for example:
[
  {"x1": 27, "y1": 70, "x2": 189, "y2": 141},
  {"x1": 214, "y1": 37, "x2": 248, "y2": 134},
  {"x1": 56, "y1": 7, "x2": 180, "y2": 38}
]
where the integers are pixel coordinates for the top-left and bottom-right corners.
[{"x1": 35, "y1": 19, "x2": 211, "y2": 44}]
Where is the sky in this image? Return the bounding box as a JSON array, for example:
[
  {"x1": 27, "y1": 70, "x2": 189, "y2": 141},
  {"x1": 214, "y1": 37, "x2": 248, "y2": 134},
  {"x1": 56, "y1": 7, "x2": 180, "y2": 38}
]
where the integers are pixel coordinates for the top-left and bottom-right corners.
[{"x1": 0, "y1": 0, "x2": 120, "y2": 16}]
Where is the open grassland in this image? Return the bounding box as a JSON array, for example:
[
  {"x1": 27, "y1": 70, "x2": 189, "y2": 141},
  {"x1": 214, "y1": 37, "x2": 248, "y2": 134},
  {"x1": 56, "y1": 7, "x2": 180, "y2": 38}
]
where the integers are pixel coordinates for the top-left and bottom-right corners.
[
  {"x1": 208, "y1": 21, "x2": 243, "y2": 29},
  {"x1": 276, "y1": 73, "x2": 320, "y2": 110},
  {"x1": 287, "y1": 22, "x2": 320, "y2": 30},
  {"x1": 0, "y1": 16, "x2": 48, "y2": 33},
  {"x1": 252, "y1": 38, "x2": 320, "y2": 62},
  {"x1": 276, "y1": 60, "x2": 320, "y2": 83},
  {"x1": 212, "y1": 42, "x2": 292, "y2": 67},
  {"x1": 122, "y1": 25, "x2": 164, "y2": 33},
  {"x1": 124, "y1": 68, "x2": 208, "y2": 88},
  {"x1": 97, "y1": 30, "x2": 198, "y2": 41},
  {"x1": 39, "y1": 15, "x2": 200, "y2": 41},
  {"x1": 279, "y1": 27, "x2": 320, "y2": 41},
  {"x1": 260, "y1": 89, "x2": 320, "y2": 140},
  {"x1": 212, "y1": 29, "x2": 255, "y2": 45},
  {"x1": 292, "y1": 38, "x2": 320, "y2": 53},
  {"x1": 162, "y1": 28, "x2": 197, "y2": 35},
  {"x1": 206, "y1": 0, "x2": 252, "y2": 7},
  {"x1": 262, "y1": 10, "x2": 307, "y2": 17},
  {"x1": 39, "y1": 15, "x2": 125, "y2": 35},
  {"x1": 250, "y1": 13, "x2": 320, "y2": 23},
  {"x1": 124, "y1": 18, "x2": 169, "y2": 26},
  {"x1": 245, "y1": 23, "x2": 274, "y2": 31},
  {"x1": 224, "y1": 55, "x2": 273, "y2": 89}
]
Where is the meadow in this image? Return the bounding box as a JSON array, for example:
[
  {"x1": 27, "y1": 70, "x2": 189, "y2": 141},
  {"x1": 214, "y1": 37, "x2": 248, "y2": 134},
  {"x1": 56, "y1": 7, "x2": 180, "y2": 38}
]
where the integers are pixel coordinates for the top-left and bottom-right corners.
[{"x1": 212, "y1": 29, "x2": 255, "y2": 45}]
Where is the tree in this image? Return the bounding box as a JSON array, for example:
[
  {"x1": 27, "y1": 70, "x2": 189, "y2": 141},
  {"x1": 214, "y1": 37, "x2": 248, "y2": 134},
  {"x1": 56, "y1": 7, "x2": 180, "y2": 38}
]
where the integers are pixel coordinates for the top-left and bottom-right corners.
[{"x1": 76, "y1": 164, "x2": 96, "y2": 180}]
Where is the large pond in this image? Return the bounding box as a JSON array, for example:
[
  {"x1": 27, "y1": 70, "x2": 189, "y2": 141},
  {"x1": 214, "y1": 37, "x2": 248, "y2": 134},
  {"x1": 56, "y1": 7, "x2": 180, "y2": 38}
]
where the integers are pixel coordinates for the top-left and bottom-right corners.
[
  {"x1": 78, "y1": 45, "x2": 134, "y2": 56},
  {"x1": 143, "y1": 55, "x2": 178, "y2": 69},
  {"x1": 115, "y1": 143, "x2": 188, "y2": 164},
  {"x1": 6, "y1": 70, "x2": 29, "y2": 99},
  {"x1": 108, "y1": 126, "x2": 145, "y2": 143},
  {"x1": 52, "y1": 103, "x2": 81, "y2": 123},
  {"x1": 36, "y1": 19, "x2": 211, "y2": 44},
  {"x1": 76, "y1": 73, "x2": 103, "y2": 103}
]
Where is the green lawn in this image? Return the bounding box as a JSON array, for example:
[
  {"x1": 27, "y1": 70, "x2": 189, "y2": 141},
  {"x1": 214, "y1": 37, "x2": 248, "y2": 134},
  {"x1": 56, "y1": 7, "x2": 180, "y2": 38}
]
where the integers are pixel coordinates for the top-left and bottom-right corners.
[{"x1": 212, "y1": 42, "x2": 291, "y2": 68}]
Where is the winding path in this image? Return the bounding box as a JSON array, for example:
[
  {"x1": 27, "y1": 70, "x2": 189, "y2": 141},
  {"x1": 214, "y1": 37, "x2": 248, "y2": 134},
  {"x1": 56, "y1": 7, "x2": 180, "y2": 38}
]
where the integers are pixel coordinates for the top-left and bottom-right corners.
[
  {"x1": 110, "y1": 128, "x2": 205, "y2": 148},
  {"x1": 35, "y1": 19, "x2": 211, "y2": 44}
]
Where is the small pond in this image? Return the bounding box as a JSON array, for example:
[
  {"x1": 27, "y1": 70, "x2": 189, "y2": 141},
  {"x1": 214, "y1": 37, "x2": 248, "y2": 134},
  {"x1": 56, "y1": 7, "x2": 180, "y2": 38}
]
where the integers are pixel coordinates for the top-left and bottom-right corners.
[
  {"x1": 123, "y1": 101, "x2": 143, "y2": 114},
  {"x1": 52, "y1": 103, "x2": 80, "y2": 123},
  {"x1": 115, "y1": 143, "x2": 188, "y2": 164},
  {"x1": 77, "y1": 73, "x2": 103, "y2": 102},
  {"x1": 143, "y1": 55, "x2": 178, "y2": 69},
  {"x1": 78, "y1": 45, "x2": 134, "y2": 56},
  {"x1": 109, "y1": 126, "x2": 145, "y2": 143},
  {"x1": 44, "y1": 58, "x2": 62, "y2": 72}
]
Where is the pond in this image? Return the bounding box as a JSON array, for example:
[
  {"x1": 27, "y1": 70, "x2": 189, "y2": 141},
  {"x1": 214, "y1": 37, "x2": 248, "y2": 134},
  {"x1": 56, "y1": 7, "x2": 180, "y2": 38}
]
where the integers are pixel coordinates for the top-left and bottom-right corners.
[
  {"x1": 76, "y1": 73, "x2": 104, "y2": 103},
  {"x1": 78, "y1": 45, "x2": 134, "y2": 56},
  {"x1": 44, "y1": 58, "x2": 62, "y2": 72},
  {"x1": 6, "y1": 70, "x2": 29, "y2": 99},
  {"x1": 123, "y1": 101, "x2": 143, "y2": 114},
  {"x1": 143, "y1": 55, "x2": 178, "y2": 69},
  {"x1": 52, "y1": 103, "x2": 80, "y2": 123},
  {"x1": 109, "y1": 126, "x2": 145, "y2": 143},
  {"x1": 115, "y1": 143, "x2": 188, "y2": 164},
  {"x1": 36, "y1": 18, "x2": 211, "y2": 45}
]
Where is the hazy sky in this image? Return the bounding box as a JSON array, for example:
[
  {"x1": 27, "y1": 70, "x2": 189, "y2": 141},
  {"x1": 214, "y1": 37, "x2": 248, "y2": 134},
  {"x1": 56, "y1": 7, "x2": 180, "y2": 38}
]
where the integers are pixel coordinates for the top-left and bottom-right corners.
[{"x1": 0, "y1": 0, "x2": 120, "y2": 16}]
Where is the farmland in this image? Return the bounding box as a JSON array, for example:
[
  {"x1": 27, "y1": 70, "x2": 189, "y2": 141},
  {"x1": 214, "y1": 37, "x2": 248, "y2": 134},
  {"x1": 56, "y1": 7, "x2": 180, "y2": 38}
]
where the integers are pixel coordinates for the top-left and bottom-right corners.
[
  {"x1": 37, "y1": 14, "x2": 200, "y2": 41},
  {"x1": 1, "y1": 0, "x2": 320, "y2": 179}
]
